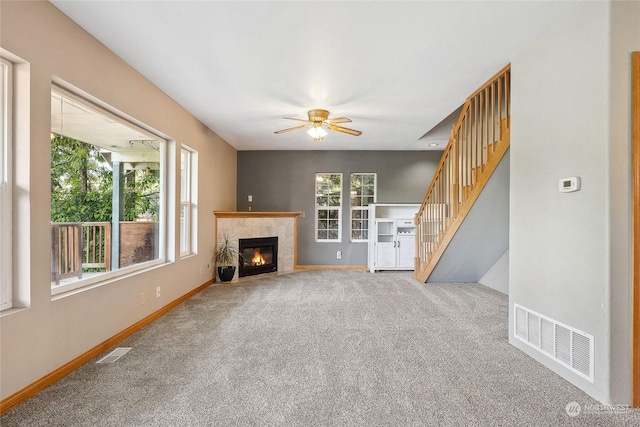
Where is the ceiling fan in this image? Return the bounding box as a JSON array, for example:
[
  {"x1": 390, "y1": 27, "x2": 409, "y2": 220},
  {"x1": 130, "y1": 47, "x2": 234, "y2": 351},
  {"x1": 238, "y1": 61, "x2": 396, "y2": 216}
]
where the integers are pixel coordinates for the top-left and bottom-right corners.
[{"x1": 274, "y1": 109, "x2": 362, "y2": 142}]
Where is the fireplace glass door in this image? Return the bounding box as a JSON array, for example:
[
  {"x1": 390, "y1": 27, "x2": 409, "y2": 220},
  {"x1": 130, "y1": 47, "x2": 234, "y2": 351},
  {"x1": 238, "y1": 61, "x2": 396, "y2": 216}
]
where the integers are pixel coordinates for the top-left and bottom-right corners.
[{"x1": 238, "y1": 236, "x2": 278, "y2": 277}]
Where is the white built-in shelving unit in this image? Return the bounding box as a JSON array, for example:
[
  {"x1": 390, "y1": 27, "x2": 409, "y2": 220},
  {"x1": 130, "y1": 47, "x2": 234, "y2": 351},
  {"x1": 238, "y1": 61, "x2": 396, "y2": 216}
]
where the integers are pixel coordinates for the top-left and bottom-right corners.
[{"x1": 367, "y1": 203, "x2": 420, "y2": 273}]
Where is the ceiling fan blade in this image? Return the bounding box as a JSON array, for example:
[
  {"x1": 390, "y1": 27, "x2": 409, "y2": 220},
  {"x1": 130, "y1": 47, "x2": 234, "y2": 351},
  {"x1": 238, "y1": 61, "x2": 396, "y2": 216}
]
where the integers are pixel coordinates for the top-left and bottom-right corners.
[
  {"x1": 326, "y1": 117, "x2": 352, "y2": 124},
  {"x1": 326, "y1": 124, "x2": 362, "y2": 136},
  {"x1": 283, "y1": 117, "x2": 312, "y2": 124},
  {"x1": 274, "y1": 124, "x2": 308, "y2": 134}
]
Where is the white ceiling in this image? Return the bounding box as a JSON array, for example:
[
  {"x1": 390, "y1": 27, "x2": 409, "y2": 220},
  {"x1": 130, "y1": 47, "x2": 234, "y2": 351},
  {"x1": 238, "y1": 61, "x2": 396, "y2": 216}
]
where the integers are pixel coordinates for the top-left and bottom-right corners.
[{"x1": 50, "y1": 1, "x2": 579, "y2": 151}]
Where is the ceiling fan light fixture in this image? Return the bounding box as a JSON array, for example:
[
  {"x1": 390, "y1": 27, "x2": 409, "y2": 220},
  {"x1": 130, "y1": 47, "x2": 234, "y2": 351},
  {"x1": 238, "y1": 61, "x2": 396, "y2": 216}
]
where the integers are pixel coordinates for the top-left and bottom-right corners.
[
  {"x1": 307, "y1": 126, "x2": 327, "y2": 141},
  {"x1": 275, "y1": 109, "x2": 361, "y2": 141}
]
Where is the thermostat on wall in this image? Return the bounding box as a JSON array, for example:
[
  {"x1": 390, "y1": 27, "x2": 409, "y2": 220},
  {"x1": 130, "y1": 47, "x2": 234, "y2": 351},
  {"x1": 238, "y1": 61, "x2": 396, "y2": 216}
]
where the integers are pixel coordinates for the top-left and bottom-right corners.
[{"x1": 559, "y1": 177, "x2": 581, "y2": 193}]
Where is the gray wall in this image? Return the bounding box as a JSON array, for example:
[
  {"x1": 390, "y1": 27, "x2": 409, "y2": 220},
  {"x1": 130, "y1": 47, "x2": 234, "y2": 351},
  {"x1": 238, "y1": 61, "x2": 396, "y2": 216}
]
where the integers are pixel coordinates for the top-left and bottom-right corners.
[
  {"x1": 428, "y1": 151, "x2": 509, "y2": 285},
  {"x1": 479, "y1": 250, "x2": 509, "y2": 295},
  {"x1": 237, "y1": 151, "x2": 442, "y2": 265},
  {"x1": 510, "y1": 0, "x2": 638, "y2": 404}
]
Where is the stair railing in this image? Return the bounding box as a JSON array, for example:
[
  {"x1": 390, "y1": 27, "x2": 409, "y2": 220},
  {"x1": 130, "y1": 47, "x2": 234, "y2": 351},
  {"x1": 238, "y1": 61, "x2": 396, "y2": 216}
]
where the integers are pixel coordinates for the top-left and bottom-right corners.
[{"x1": 415, "y1": 65, "x2": 511, "y2": 281}]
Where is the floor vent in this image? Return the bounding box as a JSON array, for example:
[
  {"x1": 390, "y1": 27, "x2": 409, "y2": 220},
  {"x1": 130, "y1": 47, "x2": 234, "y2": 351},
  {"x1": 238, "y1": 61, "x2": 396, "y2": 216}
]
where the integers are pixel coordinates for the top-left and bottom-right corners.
[
  {"x1": 96, "y1": 347, "x2": 132, "y2": 364},
  {"x1": 514, "y1": 304, "x2": 593, "y2": 382}
]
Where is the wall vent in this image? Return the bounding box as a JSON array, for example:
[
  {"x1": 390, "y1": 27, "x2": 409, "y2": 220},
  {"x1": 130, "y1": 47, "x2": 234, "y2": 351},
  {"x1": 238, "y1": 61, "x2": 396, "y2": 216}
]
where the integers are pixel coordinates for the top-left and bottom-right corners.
[
  {"x1": 514, "y1": 304, "x2": 594, "y2": 382},
  {"x1": 96, "y1": 347, "x2": 132, "y2": 364}
]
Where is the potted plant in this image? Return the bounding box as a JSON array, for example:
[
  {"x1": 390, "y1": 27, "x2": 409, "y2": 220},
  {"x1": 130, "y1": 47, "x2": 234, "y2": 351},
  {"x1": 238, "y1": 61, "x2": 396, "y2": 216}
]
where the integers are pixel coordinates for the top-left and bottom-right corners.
[{"x1": 215, "y1": 232, "x2": 238, "y2": 283}]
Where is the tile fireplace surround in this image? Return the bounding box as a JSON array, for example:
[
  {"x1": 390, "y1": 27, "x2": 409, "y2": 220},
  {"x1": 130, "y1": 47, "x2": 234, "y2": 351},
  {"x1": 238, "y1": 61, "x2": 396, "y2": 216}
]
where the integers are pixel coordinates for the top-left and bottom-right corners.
[{"x1": 213, "y1": 211, "x2": 302, "y2": 282}]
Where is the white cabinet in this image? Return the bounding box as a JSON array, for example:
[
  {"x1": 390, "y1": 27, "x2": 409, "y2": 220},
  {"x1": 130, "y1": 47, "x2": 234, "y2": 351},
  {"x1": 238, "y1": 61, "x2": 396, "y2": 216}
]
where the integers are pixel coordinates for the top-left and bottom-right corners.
[{"x1": 368, "y1": 204, "x2": 420, "y2": 272}]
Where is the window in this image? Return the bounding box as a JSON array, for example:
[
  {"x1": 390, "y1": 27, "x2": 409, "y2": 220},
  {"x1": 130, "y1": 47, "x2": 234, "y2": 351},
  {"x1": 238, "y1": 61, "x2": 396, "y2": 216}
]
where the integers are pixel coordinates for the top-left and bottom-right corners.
[
  {"x1": 180, "y1": 146, "x2": 196, "y2": 257},
  {"x1": 315, "y1": 173, "x2": 342, "y2": 242},
  {"x1": 350, "y1": 173, "x2": 376, "y2": 242},
  {"x1": 0, "y1": 57, "x2": 12, "y2": 310},
  {"x1": 50, "y1": 85, "x2": 167, "y2": 295}
]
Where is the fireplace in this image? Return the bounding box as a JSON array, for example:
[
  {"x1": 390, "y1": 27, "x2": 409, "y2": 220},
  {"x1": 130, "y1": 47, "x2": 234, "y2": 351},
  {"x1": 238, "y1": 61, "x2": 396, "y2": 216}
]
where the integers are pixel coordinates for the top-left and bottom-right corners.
[{"x1": 238, "y1": 236, "x2": 278, "y2": 277}]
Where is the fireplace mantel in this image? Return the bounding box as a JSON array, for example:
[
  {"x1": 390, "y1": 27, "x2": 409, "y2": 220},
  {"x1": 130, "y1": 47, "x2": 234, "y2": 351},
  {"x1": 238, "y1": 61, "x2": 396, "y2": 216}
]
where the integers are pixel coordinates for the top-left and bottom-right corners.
[
  {"x1": 213, "y1": 211, "x2": 301, "y2": 282},
  {"x1": 213, "y1": 211, "x2": 303, "y2": 219}
]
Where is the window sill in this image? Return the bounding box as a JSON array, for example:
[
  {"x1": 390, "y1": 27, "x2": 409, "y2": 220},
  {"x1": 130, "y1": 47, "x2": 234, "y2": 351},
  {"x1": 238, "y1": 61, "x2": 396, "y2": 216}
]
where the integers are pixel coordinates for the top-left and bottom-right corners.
[
  {"x1": 51, "y1": 260, "x2": 171, "y2": 301},
  {"x1": 0, "y1": 306, "x2": 29, "y2": 318}
]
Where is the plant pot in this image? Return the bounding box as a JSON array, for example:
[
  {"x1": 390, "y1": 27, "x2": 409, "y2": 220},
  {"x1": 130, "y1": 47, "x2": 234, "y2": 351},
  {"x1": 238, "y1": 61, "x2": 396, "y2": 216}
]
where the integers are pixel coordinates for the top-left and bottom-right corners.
[{"x1": 217, "y1": 266, "x2": 236, "y2": 283}]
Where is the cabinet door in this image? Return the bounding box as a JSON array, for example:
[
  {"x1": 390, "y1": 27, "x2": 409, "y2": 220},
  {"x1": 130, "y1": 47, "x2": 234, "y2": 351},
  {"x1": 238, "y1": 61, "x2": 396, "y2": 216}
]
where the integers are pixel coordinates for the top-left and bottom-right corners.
[
  {"x1": 397, "y1": 234, "x2": 416, "y2": 269},
  {"x1": 375, "y1": 220, "x2": 396, "y2": 269}
]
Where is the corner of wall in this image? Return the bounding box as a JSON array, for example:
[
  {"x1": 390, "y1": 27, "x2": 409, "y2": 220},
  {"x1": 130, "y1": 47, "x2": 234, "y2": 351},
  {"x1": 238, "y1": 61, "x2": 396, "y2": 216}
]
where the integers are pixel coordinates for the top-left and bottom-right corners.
[{"x1": 479, "y1": 250, "x2": 509, "y2": 295}]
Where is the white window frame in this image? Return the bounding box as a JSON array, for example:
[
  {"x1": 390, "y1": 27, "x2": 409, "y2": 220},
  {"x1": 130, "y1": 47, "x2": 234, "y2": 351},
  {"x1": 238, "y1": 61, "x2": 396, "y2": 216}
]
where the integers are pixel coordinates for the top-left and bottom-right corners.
[
  {"x1": 50, "y1": 83, "x2": 169, "y2": 297},
  {"x1": 180, "y1": 146, "x2": 196, "y2": 257},
  {"x1": 0, "y1": 57, "x2": 12, "y2": 311},
  {"x1": 315, "y1": 173, "x2": 342, "y2": 242},
  {"x1": 350, "y1": 173, "x2": 377, "y2": 242}
]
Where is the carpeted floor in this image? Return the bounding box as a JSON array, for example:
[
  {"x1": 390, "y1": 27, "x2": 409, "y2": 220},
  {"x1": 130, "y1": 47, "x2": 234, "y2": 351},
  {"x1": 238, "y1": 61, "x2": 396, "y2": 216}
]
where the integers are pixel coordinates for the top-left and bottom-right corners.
[{"x1": 2, "y1": 270, "x2": 639, "y2": 426}]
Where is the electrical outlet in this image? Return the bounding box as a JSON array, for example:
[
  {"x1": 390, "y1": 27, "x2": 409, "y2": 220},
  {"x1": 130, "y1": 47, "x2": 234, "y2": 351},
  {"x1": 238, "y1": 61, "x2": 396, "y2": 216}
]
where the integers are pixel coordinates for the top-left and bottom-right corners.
[
  {"x1": 156, "y1": 286, "x2": 161, "y2": 298},
  {"x1": 337, "y1": 250, "x2": 342, "y2": 259},
  {"x1": 140, "y1": 292, "x2": 145, "y2": 305}
]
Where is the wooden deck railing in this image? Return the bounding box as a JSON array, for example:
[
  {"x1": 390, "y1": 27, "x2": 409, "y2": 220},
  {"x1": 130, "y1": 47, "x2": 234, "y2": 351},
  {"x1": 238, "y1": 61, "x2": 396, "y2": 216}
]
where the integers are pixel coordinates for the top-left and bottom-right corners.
[
  {"x1": 51, "y1": 223, "x2": 83, "y2": 284},
  {"x1": 415, "y1": 65, "x2": 511, "y2": 282},
  {"x1": 82, "y1": 222, "x2": 111, "y2": 270},
  {"x1": 51, "y1": 222, "x2": 111, "y2": 285}
]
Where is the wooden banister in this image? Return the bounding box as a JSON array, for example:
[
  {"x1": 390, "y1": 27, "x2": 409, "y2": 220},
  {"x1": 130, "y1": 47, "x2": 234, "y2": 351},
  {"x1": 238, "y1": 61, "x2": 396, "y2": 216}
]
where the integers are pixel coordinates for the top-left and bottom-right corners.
[{"x1": 415, "y1": 65, "x2": 511, "y2": 282}]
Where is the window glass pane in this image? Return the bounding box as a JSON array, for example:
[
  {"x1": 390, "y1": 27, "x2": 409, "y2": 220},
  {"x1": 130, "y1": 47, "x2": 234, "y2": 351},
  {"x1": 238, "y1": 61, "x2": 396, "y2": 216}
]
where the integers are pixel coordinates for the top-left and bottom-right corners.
[
  {"x1": 0, "y1": 58, "x2": 11, "y2": 310},
  {"x1": 0, "y1": 62, "x2": 5, "y2": 184},
  {"x1": 180, "y1": 203, "x2": 188, "y2": 253},
  {"x1": 315, "y1": 173, "x2": 341, "y2": 242},
  {"x1": 180, "y1": 146, "x2": 195, "y2": 257},
  {"x1": 180, "y1": 150, "x2": 188, "y2": 202},
  {"x1": 349, "y1": 173, "x2": 376, "y2": 241},
  {"x1": 51, "y1": 88, "x2": 165, "y2": 291}
]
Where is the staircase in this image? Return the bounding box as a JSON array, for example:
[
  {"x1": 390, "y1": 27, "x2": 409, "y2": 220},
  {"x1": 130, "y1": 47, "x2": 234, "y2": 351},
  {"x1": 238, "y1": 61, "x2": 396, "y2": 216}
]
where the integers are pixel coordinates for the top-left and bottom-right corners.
[{"x1": 415, "y1": 65, "x2": 511, "y2": 283}]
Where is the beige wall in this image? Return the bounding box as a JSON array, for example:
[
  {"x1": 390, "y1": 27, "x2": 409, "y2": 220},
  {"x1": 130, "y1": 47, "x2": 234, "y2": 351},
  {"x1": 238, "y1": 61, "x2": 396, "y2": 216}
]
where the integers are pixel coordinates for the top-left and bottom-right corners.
[{"x1": 0, "y1": 1, "x2": 236, "y2": 400}]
